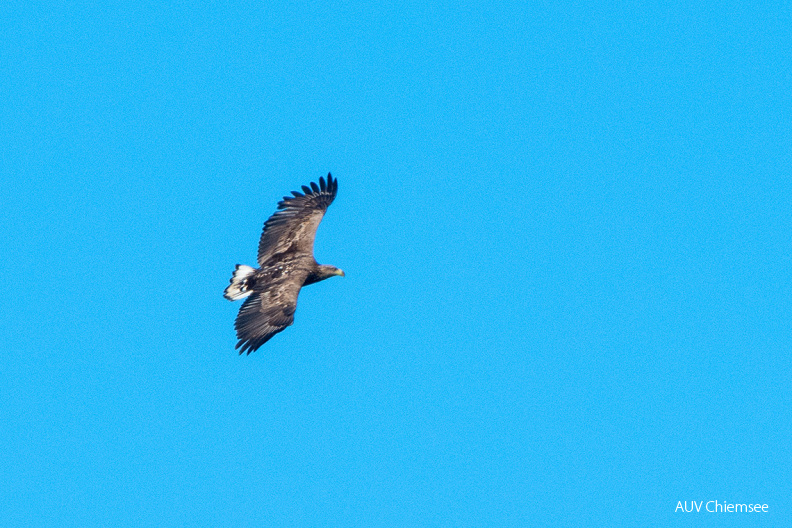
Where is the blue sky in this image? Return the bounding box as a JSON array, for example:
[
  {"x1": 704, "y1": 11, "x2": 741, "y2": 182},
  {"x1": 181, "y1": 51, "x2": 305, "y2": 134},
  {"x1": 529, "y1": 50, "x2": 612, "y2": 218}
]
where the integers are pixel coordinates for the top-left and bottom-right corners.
[{"x1": 2, "y1": 0, "x2": 790, "y2": 526}]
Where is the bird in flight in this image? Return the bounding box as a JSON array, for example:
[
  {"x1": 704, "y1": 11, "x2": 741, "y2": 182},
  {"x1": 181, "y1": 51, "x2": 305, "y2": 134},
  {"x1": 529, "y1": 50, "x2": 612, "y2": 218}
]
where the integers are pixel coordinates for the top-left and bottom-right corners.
[{"x1": 224, "y1": 173, "x2": 344, "y2": 354}]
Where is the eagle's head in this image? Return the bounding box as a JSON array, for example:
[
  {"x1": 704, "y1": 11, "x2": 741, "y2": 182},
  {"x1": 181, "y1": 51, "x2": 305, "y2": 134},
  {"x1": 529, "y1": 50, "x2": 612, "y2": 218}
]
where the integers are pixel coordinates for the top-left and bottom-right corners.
[
  {"x1": 326, "y1": 266, "x2": 345, "y2": 278},
  {"x1": 306, "y1": 264, "x2": 345, "y2": 285}
]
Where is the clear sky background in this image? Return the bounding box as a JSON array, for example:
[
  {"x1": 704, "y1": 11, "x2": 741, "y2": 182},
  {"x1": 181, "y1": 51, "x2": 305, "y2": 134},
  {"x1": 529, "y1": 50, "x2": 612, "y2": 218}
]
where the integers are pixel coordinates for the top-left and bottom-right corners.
[{"x1": 2, "y1": 1, "x2": 790, "y2": 526}]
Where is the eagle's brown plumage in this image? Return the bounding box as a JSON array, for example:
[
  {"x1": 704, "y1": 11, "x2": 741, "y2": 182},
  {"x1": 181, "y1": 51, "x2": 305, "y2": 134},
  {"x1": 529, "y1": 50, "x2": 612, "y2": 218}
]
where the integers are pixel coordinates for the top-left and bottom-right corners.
[{"x1": 224, "y1": 174, "x2": 343, "y2": 354}]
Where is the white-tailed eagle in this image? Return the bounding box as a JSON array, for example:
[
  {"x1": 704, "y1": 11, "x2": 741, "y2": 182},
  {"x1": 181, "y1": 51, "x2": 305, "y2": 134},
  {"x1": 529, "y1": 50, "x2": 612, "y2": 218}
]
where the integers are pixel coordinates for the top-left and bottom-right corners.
[{"x1": 224, "y1": 173, "x2": 344, "y2": 354}]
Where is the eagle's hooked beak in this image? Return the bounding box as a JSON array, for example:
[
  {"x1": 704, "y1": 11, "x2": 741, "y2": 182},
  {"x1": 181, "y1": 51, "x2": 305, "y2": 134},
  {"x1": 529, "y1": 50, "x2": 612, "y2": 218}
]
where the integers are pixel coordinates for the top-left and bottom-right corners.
[{"x1": 335, "y1": 269, "x2": 345, "y2": 277}]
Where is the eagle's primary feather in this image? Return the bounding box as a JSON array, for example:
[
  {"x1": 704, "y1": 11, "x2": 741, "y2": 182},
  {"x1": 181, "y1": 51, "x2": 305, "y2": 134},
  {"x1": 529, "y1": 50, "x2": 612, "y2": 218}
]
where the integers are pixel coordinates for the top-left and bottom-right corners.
[{"x1": 225, "y1": 173, "x2": 343, "y2": 354}]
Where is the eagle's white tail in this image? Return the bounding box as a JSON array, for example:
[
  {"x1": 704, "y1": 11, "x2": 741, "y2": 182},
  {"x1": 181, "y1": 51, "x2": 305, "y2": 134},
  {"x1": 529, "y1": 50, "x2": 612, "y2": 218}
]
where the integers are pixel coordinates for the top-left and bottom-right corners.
[{"x1": 224, "y1": 264, "x2": 256, "y2": 301}]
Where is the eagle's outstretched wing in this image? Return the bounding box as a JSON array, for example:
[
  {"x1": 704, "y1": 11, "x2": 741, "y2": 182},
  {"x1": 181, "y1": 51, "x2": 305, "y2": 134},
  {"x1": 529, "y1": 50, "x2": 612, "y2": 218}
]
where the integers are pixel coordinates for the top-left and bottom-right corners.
[
  {"x1": 257, "y1": 173, "x2": 338, "y2": 266},
  {"x1": 234, "y1": 272, "x2": 307, "y2": 355}
]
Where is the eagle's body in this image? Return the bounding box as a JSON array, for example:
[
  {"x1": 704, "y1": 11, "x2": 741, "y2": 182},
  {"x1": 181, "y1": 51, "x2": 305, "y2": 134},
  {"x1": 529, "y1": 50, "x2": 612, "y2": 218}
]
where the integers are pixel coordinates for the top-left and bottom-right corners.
[{"x1": 225, "y1": 174, "x2": 343, "y2": 354}]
